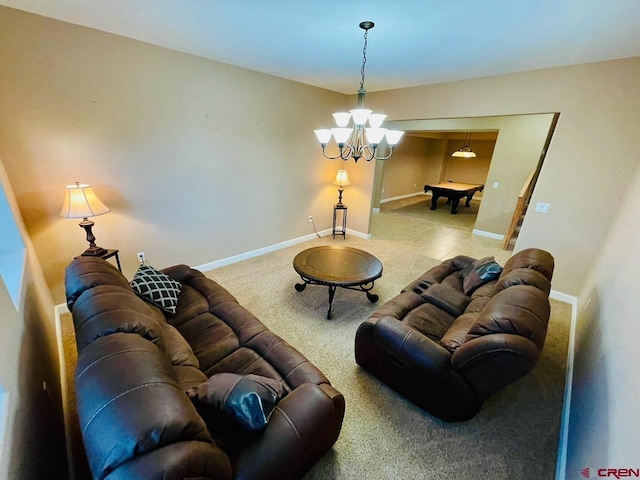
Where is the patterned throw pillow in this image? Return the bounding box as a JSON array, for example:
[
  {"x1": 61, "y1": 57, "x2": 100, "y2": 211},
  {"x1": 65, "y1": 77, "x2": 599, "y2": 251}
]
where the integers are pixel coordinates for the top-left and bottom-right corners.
[{"x1": 131, "y1": 265, "x2": 182, "y2": 314}]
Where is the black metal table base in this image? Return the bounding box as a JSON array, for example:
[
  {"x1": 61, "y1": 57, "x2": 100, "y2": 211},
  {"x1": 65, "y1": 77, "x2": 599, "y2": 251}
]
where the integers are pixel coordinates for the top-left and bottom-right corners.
[{"x1": 295, "y1": 277, "x2": 379, "y2": 319}]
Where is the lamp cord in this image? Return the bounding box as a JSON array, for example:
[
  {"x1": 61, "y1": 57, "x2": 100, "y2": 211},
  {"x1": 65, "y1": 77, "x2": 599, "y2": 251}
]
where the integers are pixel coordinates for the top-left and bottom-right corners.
[{"x1": 310, "y1": 217, "x2": 321, "y2": 238}]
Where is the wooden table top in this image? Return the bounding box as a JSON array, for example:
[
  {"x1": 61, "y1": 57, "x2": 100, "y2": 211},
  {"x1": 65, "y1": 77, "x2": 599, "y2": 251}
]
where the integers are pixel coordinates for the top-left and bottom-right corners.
[
  {"x1": 293, "y1": 246, "x2": 383, "y2": 286},
  {"x1": 425, "y1": 182, "x2": 484, "y2": 191}
]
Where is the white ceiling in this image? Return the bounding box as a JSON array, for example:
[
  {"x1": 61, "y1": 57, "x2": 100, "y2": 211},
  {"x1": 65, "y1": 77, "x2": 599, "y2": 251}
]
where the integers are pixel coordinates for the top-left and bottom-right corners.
[{"x1": 2, "y1": 0, "x2": 640, "y2": 94}]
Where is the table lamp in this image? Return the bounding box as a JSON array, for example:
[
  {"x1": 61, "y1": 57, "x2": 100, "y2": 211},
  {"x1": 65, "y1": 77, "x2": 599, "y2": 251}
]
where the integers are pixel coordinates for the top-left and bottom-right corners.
[
  {"x1": 333, "y1": 170, "x2": 351, "y2": 205},
  {"x1": 60, "y1": 182, "x2": 110, "y2": 256}
]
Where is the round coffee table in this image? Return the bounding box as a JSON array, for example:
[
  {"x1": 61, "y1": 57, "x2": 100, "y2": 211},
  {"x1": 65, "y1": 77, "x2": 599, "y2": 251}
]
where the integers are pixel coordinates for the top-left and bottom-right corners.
[{"x1": 293, "y1": 245, "x2": 383, "y2": 319}]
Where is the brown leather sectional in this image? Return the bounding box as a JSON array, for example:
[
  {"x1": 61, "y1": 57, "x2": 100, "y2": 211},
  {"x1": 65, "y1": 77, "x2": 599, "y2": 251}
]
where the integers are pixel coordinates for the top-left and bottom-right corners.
[
  {"x1": 355, "y1": 248, "x2": 554, "y2": 422},
  {"x1": 65, "y1": 257, "x2": 345, "y2": 480}
]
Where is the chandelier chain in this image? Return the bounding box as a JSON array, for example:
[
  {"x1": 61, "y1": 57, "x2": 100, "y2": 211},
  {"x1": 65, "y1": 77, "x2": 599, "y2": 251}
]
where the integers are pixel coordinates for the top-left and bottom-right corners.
[{"x1": 360, "y1": 28, "x2": 368, "y2": 91}]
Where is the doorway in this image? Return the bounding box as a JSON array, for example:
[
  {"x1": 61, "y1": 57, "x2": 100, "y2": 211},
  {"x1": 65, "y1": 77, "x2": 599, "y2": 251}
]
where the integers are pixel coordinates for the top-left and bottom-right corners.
[{"x1": 370, "y1": 113, "x2": 557, "y2": 247}]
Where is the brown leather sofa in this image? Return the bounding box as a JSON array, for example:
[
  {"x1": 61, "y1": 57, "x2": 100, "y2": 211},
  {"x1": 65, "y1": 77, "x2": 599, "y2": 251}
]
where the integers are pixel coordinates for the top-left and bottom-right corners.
[
  {"x1": 65, "y1": 256, "x2": 345, "y2": 480},
  {"x1": 354, "y1": 248, "x2": 554, "y2": 422}
]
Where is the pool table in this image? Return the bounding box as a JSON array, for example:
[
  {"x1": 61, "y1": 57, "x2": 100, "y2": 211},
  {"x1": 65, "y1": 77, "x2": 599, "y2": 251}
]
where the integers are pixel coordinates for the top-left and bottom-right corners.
[{"x1": 423, "y1": 182, "x2": 484, "y2": 214}]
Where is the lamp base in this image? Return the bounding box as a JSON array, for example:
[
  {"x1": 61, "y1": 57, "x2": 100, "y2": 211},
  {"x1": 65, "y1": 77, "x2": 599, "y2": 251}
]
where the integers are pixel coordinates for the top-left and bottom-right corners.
[
  {"x1": 81, "y1": 245, "x2": 108, "y2": 257},
  {"x1": 79, "y1": 218, "x2": 107, "y2": 257}
]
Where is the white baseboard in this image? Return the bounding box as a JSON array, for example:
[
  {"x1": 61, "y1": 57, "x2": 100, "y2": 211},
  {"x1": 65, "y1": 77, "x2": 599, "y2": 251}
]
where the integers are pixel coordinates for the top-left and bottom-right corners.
[
  {"x1": 196, "y1": 228, "x2": 370, "y2": 271},
  {"x1": 53, "y1": 302, "x2": 74, "y2": 479},
  {"x1": 380, "y1": 191, "x2": 426, "y2": 204},
  {"x1": 347, "y1": 229, "x2": 371, "y2": 240},
  {"x1": 552, "y1": 291, "x2": 578, "y2": 480},
  {"x1": 472, "y1": 229, "x2": 505, "y2": 240}
]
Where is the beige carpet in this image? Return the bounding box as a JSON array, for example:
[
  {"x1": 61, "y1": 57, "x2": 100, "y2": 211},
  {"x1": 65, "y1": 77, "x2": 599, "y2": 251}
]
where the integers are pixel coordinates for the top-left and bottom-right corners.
[
  {"x1": 206, "y1": 235, "x2": 570, "y2": 480},
  {"x1": 59, "y1": 196, "x2": 570, "y2": 479}
]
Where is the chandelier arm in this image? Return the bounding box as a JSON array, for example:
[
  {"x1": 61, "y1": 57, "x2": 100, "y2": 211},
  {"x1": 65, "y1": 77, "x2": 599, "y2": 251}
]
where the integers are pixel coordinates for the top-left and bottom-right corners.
[
  {"x1": 372, "y1": 147, "x2": 395, "y2": 161},
  {"x1": 361, "y1": 144, "x2": 376, "y2": 162},
  {"x1": 340, "y1": 144, "x2": 356, "y2": 161},
  {"x1": 320, "y1": 146, "x2": 346, "y2": 160}
]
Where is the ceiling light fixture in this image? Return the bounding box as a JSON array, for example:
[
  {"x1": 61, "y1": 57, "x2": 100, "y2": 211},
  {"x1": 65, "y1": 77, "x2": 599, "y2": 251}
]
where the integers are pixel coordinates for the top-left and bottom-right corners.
[
  {"x1": 314, "y1": 21, "x2": 404, "y2": 163},
  {"x1": 451, "y1": 132, "x2": 477, "y2": 158}
]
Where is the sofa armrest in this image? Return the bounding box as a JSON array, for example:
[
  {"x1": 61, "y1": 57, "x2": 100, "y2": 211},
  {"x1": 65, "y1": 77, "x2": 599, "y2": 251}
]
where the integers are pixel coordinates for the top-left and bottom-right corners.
[
  {"x1": 373, "y1": 316, "x2": 452, "y2": 377},
  {"x1": 451, "y1": 333, "x2": 540, "y2": 400},
  {"x1": 232, "y1": 382, "x2": 345, "y2": 480},
  {"x1": 104, "y1": 441, "x2": 231, "y2": 480},
  {"x1": 75, "y1": 332, "x2": 229, "y2": 480}
]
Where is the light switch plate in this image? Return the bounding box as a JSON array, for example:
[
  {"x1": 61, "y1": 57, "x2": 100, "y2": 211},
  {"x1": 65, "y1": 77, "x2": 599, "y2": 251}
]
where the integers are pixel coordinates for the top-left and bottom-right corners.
[
  {"x1": 493, "y1": 182, "x2": 499, "y2": 188},
  {"x1": 535, "y1": 202, "x2": 550, "y2": 213}
]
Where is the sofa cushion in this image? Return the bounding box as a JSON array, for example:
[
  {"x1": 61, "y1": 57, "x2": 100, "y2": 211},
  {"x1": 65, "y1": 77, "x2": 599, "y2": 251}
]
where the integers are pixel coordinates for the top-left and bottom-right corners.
[
  {"x1": 420, "y1": 284, "x2": 470, "y2": 317},
  {"x1": 187, "y1": 373, "x2": 290, "y2": 430},
  {"x1": 500, "y1": 247, "x2": 554, "y2": 281},
  {"x1": 71, "y1": 284, "x2": 166, "y2": 352},
  {"x1": 160, "y1": 322, "x2": 200, "y2": 368},
  {"x1": 131, "y1": 264, "x2": 182, "y2": 313},
  {"x1": 404, "y1": 302, "x2": 456, "y2": 342},
  {"x1": 460, "y1": 256, "x2": 503, "y2": 295},
  {"x1": 439, "y1": 313, "x2": 478, "y2": 352},
  {"x1": 466, "y1": 285, "x2": 551, "y2": 350},
  {"x1": 65, "y1": 256, "x2": 132, "y2": 311}
]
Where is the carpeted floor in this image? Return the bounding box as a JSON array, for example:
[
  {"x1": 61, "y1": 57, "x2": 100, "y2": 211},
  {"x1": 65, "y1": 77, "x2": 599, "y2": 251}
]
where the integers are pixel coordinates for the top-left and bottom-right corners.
[{"x1": 59, "y1": 195, "x2": 570, "y2": 479}]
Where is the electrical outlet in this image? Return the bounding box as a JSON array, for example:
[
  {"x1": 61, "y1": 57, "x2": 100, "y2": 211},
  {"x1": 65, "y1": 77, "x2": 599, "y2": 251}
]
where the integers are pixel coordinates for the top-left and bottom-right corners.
[
  {"x1": 308, "y1": 216, "x2": 313, "y2": 223},
  {"x1": 137, "y1": 251, "x2": 146, "y2": 262}
]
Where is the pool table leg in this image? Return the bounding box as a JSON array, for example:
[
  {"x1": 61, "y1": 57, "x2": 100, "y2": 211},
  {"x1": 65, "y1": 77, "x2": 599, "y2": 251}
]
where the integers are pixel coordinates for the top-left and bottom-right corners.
[
  {"x1": 464, "y1": 193, "x2": 474, "y2": 207},
  {"x1": 450, "y1": 197, "x2": 461, "y2": 214},
  {"x1": 430, "y1": 194, "x2": 440, "y2": 210}
]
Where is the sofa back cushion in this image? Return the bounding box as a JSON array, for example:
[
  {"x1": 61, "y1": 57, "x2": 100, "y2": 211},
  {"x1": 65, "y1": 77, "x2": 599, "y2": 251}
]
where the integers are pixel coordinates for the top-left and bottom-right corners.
[
  {"x1": 499, "y1": 248, "x2": 554, "y2": 282},
  {"x1": 160, "y1": 322, "x2": 200, "y2": 368},
  {"x1": 162, "y1": 265, "x2": 330, "y2": 389},
  {"x1": 65, "y1": 256, "x2": 132, "y2": 310},
  {"x1": 465, "y1": 285, "x2": 551, "y2": 350},
  {"x1": 71, "y1": 284, "x2": 166, "y2": 353}
]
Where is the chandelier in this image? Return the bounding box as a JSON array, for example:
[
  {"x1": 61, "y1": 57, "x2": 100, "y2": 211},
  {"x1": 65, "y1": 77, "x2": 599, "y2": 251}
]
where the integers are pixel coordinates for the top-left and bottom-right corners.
[{"x1": 314, "y1": 21, "x2": 404, "y2": 163}]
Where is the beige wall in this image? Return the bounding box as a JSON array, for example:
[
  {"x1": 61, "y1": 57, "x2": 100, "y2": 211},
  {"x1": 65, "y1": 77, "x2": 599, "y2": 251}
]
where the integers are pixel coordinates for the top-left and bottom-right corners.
[
  {"x1": 368, "y1": 59, "x2": 640, "y2": 296},
  {"x1": 0, "y1": 159, "x2": 67, "y2": 479},
  {"x1": 0, "y1": 7, "x2": 371, "y2": 303},
  {"x1": 567, "y1": 163, "x2": 640, "y2": 472},
  {"x1": 441, "y1": 139, "x2": 494, "y2": 188},
  {"x1": 379, "y1": 135, "x2": 433, "y2": 200}
]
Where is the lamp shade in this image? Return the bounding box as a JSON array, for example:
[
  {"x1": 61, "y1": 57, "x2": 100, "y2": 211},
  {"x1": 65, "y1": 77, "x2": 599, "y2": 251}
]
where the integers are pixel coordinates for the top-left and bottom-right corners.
[
  {"x1": 451, "y1": 132, "x2": 477, "y2": 158},
  {"x1": 60, "y1": 182, "x2": 110, "y2": 219},
  {"x1": 451, "y1": 148, "x2": 477, "y2": 158},
  {"x1": 333, "y1": 170, "x2": 351, "y2": 187}
]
